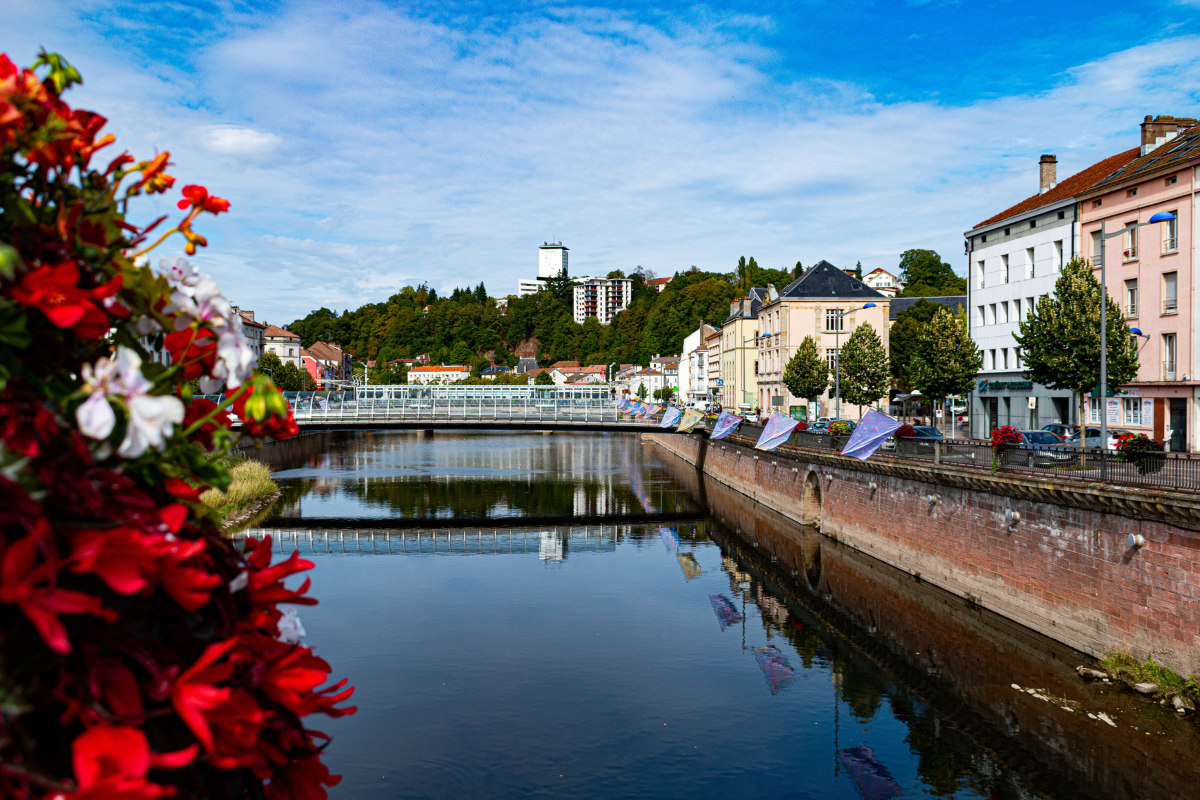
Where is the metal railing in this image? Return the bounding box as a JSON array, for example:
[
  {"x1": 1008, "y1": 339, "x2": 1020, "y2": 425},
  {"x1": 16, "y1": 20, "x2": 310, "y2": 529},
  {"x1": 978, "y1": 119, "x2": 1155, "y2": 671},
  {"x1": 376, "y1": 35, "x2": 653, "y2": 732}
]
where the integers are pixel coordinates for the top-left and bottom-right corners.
[
  {"x1": 1164, "y1": 298, "x2": 1178, "y2": 313},
  {"x1": 1126, "y1": 303, "x2": 1138, "y2": 318},
  {"x1": 213, "y1": 386, "x2": 671, "y2": 428},
  {"x1": 1124, "y1": 246, "x2": 1138, "y2": 261},
  {"x1": 1163, "y1": 237, "x2": 1179, "y2": 254},
  {"x1": 1164, "y1": 361, "x2": 1177, "y2": 381},
  {"x1": 737, "y1": 426, "x2": 1200, "y2": 494}
]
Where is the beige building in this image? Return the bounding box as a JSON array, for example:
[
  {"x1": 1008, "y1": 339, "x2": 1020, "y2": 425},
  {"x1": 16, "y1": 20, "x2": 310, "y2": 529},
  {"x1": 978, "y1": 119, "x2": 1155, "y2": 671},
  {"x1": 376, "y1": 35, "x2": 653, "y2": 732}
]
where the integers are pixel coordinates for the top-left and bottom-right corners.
[
  {"x1": 756, "y1": 261, "x2": 890, "y2": 419},
  {"x1": 720, "y1": 288, "x2": 767, "y2": 408},
  {"x1": 703, "y1": 324, "x2": 721, "y2": 403}
]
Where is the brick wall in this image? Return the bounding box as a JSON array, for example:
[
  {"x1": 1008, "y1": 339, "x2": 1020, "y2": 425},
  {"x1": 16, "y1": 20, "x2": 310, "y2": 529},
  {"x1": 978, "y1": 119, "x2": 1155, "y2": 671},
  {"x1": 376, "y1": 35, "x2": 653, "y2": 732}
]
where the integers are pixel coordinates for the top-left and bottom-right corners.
[{"x1": 646, "y1": 432, "x2": 1200, "y2": 676}]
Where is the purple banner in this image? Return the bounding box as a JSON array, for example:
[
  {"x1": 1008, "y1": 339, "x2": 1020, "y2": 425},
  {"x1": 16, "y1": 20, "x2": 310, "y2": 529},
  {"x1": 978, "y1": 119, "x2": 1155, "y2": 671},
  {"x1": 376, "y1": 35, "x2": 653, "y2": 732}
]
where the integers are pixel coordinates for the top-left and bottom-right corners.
[
  {"x1": 709, "y1": 409, "x2": 743, "y2": 440},
  {"x1": 840, "y1": 409, "x2": 903, "y2": 460},
  {"x1": 755, "y1": 412, "x2": 800, "y2": 451},
  {"x1": 660, "y1": 407, "x2": 683, "y2": 428}
]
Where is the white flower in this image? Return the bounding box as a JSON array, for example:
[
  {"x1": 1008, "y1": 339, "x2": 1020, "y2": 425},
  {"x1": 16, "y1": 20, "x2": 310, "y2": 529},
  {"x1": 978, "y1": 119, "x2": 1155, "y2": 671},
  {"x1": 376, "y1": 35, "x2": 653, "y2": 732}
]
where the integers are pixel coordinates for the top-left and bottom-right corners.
[
  {"x1": 277, "y1": 606, "x2": 307, "y2": 644},
  {"x1": 76, "y1": 391, "x2": 116, "y2": 440},
  {"x1": 119, "y1": 394, "x2": 184, "y2": 458},
  {"x1": 168, "y1": 276, "x2": 231, "y2": 331},
  {"x1": 210, "y1": 319, "x2": 257, "y2": 390},
  {"x1": 160, "y1": 257, "x2": 201, "y2": 288}
]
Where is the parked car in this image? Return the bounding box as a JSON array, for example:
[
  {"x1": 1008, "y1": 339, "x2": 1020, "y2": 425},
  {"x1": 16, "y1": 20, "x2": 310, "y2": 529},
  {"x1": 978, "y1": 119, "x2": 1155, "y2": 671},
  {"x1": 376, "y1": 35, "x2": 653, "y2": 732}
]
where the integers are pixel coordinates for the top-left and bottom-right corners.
[
  {"x1": 881, "y1": 425, "x2": 942, "y2": 452},
  {"x1": 1065, "y1": 427, "x2": 1131, "y2": 450},
  {"x1": 1041, "y1": 423, "x2": 1079, "y2": 438},
  {"x1": 1012, "y1": 429, "x2": 1072, "y2": 466}
]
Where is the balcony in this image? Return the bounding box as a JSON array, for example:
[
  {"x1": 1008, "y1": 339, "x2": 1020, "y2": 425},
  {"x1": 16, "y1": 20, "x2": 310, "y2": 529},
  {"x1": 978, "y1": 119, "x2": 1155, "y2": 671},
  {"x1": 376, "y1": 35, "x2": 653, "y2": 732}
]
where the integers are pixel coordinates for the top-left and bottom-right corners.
[
  {"x1": 1164, "y1": 360, "x2": 1178, "y2": 381},
  {"x1": 1123, "y1": 246, "x2": 1138, "y2": 261},
  {"x1": 1127, "y1": 303, "x2": 1138, "y2": 318},
  {"x1": 1163, "y1": 238, "x2": 1179, "y2": 254},
  {"x1": 1164, "y1": 298, "x2": 1179, "y2": 314}
]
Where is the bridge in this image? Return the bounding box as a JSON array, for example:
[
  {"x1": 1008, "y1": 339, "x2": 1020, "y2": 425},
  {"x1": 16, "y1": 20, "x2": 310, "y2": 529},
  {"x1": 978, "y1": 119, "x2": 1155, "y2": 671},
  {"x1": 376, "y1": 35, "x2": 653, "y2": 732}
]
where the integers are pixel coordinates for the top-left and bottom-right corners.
[{"x1": 222, "y1": 385, "x2": 682, "y2": 432}]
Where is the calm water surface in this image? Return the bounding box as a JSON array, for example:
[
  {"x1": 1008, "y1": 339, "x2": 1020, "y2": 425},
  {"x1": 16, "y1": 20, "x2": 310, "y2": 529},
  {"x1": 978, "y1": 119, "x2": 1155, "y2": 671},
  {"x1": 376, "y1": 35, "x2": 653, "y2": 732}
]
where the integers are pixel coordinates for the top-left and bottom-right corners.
[{"x1": 247, "y1": 432, "x2": 1200, "y2": 800}]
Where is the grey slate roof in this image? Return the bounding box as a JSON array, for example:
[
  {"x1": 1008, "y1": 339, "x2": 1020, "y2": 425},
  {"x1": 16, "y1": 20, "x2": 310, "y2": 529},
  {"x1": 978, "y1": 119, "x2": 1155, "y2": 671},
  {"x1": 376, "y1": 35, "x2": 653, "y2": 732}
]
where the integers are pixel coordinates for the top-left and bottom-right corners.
[
  {"x1": 778, "y1": 260, "x2": 887, "y2": 300},
  {"x1": 722, "y1": 287, "x2": 768, "y2": 324},
  {"x1": 888, "y1": 295, "x2": 967, "y2": 321},
  {"x1": 515, "y1": 358, "x2": 539, "y2": 374}
]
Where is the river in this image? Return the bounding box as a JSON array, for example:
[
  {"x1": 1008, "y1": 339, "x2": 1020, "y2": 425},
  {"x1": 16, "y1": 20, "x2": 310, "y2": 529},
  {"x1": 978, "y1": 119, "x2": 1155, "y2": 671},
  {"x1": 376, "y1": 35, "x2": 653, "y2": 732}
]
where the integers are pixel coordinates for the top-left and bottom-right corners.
[{"x1": 244, "y1": 431, "x2": 1200, "y2": 800}]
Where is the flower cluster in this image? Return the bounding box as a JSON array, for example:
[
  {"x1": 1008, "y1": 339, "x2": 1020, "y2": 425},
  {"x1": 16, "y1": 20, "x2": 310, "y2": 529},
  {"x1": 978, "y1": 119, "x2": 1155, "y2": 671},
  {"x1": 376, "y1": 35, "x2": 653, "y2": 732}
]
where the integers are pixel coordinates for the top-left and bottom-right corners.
[
  {"x1": 0, "y1": 51, "x2": 351, "y2": 800},
  {"x1": 894, "y1": 424, "x2": 916, "y2": 438},
  {"x1": 794, "y1": 420, "x2": 808, "y2": 431},
  {"x1": 990, "y1": 425, "x2": 1021, "y2": 449},
  {"x1": 828, "y1": 420, "x2": 852, "y2": 437}
]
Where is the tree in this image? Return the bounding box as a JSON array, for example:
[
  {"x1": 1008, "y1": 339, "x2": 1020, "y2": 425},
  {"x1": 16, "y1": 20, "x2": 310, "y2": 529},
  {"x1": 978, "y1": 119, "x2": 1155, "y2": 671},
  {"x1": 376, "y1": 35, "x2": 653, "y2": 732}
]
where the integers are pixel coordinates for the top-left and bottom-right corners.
[
  {"x1": 303, "y1": 367, "x2": 318, "y2": 390},
  {"x1": 607, "y1": 269, "x2": 626, "y2": 279},
  {"x1": 782, "y1": 336, "x2": 829, "y2": 405},
  {"x1": 898, "y1": 249, "x2": 966, "y2": 297},
  {"x1": 534, "y1": 370, "x2": 554, "y2": 385},
  {"x1": 1015, "y1": 256, "x2": 1138, "y2": 435},
  {"x1": 637, "y1": 382, "x2": 647, "y2": 399},
  {"x1": 449, "y1": 341, "x2": 473, "y2": 365},
  {"x1": 660, "y1": 385, "x2": 675, "y2": 403},
  {"x1": 275, "y1": 361, "x2": 305, "y2": 392},
  {"x1": 837, "y1": 323, "x2": 889, "y2": 416},
  {"x1": 793, "y1": 261, "x2": 804, "y2": 278},
  {"x1": 909, "y1": 307, "x2": 983, "y2": 431},
  {"x1": 473, "y1": 357, "x2": 491, "y2": 378},
  {"x1": 889, "y1": 299, "x2": 945, "y2": 391},
  {"x1": 258, "y1": 350, "x2": 283, "y2": 377},
  {"x1": 854, "y1": 261, "x2": 863, "y2": 280},
  {"x1": 652, "y1": 388, "x2": 662, "y2": 400}
]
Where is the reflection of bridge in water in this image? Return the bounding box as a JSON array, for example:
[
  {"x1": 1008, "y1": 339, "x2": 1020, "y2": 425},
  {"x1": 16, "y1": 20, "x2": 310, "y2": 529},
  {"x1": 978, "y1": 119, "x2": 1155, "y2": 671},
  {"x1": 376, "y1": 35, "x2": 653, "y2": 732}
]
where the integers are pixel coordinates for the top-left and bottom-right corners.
[
  {"x1": 224, "y1": 386, "x2": 680, "y2": 432},
  {"x1": 238, "y1": 526, "x2": 634, "y2": 563}
]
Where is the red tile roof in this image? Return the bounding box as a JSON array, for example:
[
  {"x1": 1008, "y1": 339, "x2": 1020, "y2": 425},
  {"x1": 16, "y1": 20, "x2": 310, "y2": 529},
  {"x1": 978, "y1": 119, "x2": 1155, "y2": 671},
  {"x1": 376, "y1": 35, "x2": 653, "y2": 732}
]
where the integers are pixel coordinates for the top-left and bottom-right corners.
[
  {"x1": 1083, "y1": 127, "x2": 1200, "y2": 195},
  {"x1": 974, "y1": 147, "x2": 1141, "y2": 228},
  {"x1": 264, "y1": 324, "x2": 299, "y2": 339}
]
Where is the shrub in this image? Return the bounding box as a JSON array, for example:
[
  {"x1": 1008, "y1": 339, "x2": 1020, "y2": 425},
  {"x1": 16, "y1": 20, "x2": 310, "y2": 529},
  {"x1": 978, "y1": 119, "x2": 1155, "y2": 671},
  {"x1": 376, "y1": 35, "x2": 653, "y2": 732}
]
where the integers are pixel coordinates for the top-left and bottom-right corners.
[
  {"x1": 1115, "y1": 432, "x2": 1165, "y2": 475},
  {"x1": 829, "y1": 420, "x2": 852, "y2": 437},
  {"x1": 894, "y1": 424, "x2": 916, "y2": 438},
  {"x1": 0, "y1": 52, "x2": 353, "y2": 800}
]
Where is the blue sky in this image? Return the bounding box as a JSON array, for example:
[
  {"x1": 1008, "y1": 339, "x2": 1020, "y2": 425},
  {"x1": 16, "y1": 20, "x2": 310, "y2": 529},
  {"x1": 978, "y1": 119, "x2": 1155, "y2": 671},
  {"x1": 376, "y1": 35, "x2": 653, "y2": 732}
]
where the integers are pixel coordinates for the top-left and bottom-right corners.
[{"x1": 6, "y1": 0, "x2": 1200, "y2": 324}]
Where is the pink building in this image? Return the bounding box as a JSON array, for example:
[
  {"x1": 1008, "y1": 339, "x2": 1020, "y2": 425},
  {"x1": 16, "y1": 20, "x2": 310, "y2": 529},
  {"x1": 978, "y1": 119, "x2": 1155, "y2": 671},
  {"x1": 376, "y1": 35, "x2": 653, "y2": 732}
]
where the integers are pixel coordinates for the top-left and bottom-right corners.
[{"x1": 1080, "y1": 115, "x2": 1200, "y2": 451}]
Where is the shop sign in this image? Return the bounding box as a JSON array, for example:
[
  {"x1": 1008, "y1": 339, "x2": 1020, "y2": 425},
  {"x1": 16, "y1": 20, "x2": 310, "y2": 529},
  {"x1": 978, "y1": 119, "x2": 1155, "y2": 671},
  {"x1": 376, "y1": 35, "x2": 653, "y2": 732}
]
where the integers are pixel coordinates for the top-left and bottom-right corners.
[{"x1": 976, "y1": 380, "x2": 1033, "y2": 392}]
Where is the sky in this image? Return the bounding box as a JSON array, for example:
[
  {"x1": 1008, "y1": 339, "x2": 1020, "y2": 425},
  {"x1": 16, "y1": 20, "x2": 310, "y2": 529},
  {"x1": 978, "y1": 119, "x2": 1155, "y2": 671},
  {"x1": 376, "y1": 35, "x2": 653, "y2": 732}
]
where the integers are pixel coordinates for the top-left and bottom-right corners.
[{"x1": 5, "y1": 0, "x2": 1200, "y2": 324}]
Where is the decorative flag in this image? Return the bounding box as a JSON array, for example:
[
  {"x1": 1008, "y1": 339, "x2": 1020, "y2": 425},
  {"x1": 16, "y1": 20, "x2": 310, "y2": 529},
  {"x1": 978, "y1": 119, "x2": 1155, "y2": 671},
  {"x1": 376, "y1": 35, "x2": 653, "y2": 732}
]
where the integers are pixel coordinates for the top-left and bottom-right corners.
[
  {"x1": 617, "y1": 398, "x2": 630, "y2": 412},
  {"x1": 660, "y1": 407, "x2": 683, "y2": 428},
  {"x1": 753, "y1": 645, "x2": 795, "y2": 693},
  {"x1": 755, "y1": 413, "x2": 800, "y2": 451},
  {"x1": 677, "y1": 552, "x2": 703, "y2": 580},
  {"x1": 661, "y1": 528, "x2": 680, "y2": 552},
  {"x1": 838, "y1": 746, "x2": 902, "y2": 800},
  {"x1": 840, "y1": 409, "x2": 903, "y2": 461},
  {"x1": 641, "y1": 403, "x2": 658, "y2": 418},
  {"x1": 709, "y1": 594, "x2": 743, "y2": 629},
  {"x1": 676, "y1": 408, "x2": 704, "y2": 432},
  {"x1": 709, "y1": 409, "x2": 743, "y2": 440}
]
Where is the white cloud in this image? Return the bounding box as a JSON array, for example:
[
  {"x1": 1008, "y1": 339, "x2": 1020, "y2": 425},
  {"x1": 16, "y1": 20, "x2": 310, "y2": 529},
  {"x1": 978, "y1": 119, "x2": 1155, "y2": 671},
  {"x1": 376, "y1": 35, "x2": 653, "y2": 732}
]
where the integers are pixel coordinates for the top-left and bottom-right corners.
[
  {"x1": 202, "y1": 127, "x2": 282, "y2": 156},
  {"x1": 7, "y1": 2, "x2": 1200, "y2": 325}
]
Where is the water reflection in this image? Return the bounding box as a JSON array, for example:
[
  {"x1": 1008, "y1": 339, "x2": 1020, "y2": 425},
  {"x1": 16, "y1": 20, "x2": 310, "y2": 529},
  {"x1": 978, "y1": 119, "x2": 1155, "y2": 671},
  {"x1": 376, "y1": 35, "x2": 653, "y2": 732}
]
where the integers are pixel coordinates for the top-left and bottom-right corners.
[{"x1": 240, "y1": 431, "x2": 1200, "y2": 800}]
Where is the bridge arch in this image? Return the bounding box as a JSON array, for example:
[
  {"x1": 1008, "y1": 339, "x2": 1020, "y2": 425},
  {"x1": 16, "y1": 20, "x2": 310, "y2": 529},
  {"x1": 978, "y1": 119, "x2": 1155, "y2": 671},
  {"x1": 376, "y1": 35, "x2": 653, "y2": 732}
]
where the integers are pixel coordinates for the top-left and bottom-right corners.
[{"x1": 800, "y1": 471, "x2": 822, "y2": 527}]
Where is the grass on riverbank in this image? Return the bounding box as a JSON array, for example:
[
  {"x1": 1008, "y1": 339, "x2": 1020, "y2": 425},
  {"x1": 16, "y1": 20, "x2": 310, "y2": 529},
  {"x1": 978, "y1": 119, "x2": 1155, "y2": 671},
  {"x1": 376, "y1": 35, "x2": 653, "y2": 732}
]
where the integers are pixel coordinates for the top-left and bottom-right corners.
[
  {"x1": 1099, "y1": 651, "x2": 1191, "y2": 694},
  {"x1": 201, "y1": 457, "x2": 278, "y2": 528}
]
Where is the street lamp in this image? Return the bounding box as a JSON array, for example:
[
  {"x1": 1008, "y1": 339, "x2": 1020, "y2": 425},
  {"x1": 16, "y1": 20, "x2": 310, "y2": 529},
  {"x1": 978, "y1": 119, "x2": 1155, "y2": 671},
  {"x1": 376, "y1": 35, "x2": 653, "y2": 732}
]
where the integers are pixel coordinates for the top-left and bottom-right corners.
[
  {"x1": 831, "y1": 303, "x2": 877, "y2": 421},
  {"x1": 1096, "y1": 212, "x2": 1175, "y2": 470}
]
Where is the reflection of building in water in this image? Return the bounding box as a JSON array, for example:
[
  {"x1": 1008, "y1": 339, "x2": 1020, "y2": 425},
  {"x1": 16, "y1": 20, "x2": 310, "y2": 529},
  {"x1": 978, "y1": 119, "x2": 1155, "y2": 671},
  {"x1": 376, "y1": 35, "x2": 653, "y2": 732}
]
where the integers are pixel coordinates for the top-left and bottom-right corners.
[
  {"x1": 539, "y1": 530, "x2": 564, "y2": 564},
  {"x1": 720, "y1": 555, "x2": 789, "y2": 638}
]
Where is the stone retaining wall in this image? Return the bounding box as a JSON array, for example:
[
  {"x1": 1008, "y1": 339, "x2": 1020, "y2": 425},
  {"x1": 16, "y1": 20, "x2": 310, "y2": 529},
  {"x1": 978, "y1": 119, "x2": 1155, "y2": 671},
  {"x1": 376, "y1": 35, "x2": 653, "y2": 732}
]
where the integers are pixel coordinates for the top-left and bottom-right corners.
[{"x1": 646, "y1": 432, "x2": 1200, "y2": 676}]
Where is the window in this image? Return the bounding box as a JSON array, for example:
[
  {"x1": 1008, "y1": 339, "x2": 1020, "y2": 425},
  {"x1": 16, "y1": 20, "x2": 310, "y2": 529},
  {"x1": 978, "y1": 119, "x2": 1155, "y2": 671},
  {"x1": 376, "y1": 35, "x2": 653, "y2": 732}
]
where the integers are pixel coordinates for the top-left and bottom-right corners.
[
  {"x1": 1124, "y1": 398, "x2": 1142, "y2": 426},
  {"x1": 989, "y1": 349, "x2": 996, "y2": 370},
  {"x1": 1163, "y1": 211, "x2": 1179, "y2": 253},
  {"x1": 981, "y1": 234, "x2": 988, "y2": 243},
  {"x1": 1091, "y1": 230, "x2": 1103, "y2": 263},
  {"x1": 1126, "y1": 279, "x2": 1138, "y2": 318},
  {"x1": 1004, "y1": 227, "x2": 1011, "y2": 236},
  {"x1": 1014, "y1": 348, "x2": 1021, "y2": 369},
  {"x1": 1029, "y1": 220, "x2": 1036, "y2": 229},
  {"x1": 1093, "y1": 199, "x2": 1102, "y2": 208},
  {"x1": 1028, "y1": 296, "x2": 1036, "y2": 316},
  {"x1": 1014, "y1": 298, "x2": 1022, "y2": 320},
  {"x1": 825, "y1": 348, "x2": 838, "y2": 373},
  {"x1": 976, "y1": 260, "x2": 985, "y2": 289},
  {"x1": 988, "y1": 303, "x2": 997, "y2": 325},
  {"x1": 1167, "y1": 175, "x2": 1178, "y2": 186},
  {"x1": 1053, "y1": 240, "x2": 1063, "y2": 271},
  {"x1": 1000, "y1": 301, "x2": 1009, "y2": 323},
  {"x1": 1128, "y1": 188, "x2": 1138, "y2": 198},
  {"x1": 976, "y1": 306, "x2": 985, "y2": 326},
  {"x1": 1164, "y1": 333, "x2": 1178, "y2": 380},
  {"x1": 1026, "y1": 247, "x2": 1035, "y2": 279},
  {"x1": 1002, "y1": 254, "x2": 1009, "y2": 283},
  {"x1": 1058, "y1": 210, "x2": 1066, "y2": 220},
  {"x1": 825, "y1": 308, "x2": 844, "y2": 332},
  {"x1": 1164, "y1": 272, "x2": 1178, "y2": 314},
  {"x1": 1089, "y1": 397, "x2": 1101, "y2": 423},
  {"x1": 1124, "y1": 223, "x2": 1138, "y2": 260},
  {"x1": 1001, "y1": 348, "x2": 1009, "y2": 369}
]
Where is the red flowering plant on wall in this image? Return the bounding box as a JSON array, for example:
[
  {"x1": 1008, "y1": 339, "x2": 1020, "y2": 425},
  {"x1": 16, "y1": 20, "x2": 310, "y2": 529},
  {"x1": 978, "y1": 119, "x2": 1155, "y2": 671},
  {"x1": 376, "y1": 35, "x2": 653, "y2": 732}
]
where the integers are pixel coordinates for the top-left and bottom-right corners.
[
  {"x1": 990, "y1": 425, "x2": 1021, "y2": 472},
  {"x1": 0, "y1": 52, "x2": 352, "y2": 800}
]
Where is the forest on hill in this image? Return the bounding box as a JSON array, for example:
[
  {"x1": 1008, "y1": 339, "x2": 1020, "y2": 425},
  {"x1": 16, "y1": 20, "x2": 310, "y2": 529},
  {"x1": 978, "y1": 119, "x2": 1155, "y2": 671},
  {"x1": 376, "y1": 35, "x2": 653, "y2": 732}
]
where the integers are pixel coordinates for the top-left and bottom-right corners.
[{"x1": 285, "y1": 251, "x2": 963, "y2": 369}]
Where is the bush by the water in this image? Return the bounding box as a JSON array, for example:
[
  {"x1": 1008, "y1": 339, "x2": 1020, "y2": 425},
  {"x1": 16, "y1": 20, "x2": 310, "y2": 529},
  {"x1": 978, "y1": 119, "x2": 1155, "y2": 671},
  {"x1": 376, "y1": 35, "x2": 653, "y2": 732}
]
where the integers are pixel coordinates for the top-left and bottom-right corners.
[{"x1": 202, "y1": 458, "x2": 278, "y2": 524}]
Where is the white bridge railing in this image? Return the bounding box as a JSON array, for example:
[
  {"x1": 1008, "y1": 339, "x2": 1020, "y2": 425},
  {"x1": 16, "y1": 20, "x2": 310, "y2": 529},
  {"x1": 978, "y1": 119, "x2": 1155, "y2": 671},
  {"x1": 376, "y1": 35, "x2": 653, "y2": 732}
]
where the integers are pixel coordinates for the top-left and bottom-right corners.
[{"x1": 209, "y1": 385, "x2": 661, "y2": 427}]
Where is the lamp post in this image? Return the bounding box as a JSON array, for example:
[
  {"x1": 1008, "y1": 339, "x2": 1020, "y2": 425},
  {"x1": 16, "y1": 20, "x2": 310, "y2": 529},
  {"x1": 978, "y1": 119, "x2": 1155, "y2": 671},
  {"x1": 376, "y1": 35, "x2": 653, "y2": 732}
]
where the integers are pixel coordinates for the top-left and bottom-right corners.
[
  {"x1": 830, "y1": 303, "x2": 877, "y2": 421},
  {"x1": 1096, "y1": 212, "x2": 1175, "y2": 471}
]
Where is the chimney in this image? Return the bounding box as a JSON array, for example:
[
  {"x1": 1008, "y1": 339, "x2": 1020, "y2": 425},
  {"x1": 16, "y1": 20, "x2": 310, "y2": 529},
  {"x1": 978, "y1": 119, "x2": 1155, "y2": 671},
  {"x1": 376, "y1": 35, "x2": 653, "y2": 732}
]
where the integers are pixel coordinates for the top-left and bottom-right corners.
[
  {"x1": 1039, "y1": 154, "x2": 1057, "y2": 194},
  {"x1": 1140, "y1": 115, "x2": 1200, "y2": 155}
]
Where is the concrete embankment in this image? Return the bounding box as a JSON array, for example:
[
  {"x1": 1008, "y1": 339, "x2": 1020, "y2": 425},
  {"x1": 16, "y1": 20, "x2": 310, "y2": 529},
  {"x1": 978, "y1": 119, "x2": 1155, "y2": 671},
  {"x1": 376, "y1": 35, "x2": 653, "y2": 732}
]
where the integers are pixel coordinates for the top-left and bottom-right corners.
[{"x1": 646, "y1": 430, "x2": 1200, "y2": 677}]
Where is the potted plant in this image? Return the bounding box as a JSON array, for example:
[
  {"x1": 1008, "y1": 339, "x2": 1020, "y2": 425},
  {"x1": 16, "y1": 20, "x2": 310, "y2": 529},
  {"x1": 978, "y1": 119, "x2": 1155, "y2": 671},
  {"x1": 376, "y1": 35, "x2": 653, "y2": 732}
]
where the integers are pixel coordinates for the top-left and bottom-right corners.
[
  {"x1": 991, "y1": 425, "x2": 1021, "y2": 472},
  {"x1": 1115, "y1": 432, "x2": 1165, "y2": 475}
]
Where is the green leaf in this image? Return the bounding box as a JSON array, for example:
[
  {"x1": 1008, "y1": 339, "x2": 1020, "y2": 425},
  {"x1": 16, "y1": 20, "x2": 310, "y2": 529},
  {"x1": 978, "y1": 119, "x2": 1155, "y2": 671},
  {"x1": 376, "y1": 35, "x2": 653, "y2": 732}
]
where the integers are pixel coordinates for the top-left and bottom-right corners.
[
  {"x1": 0, "y1": 244, "x2": 21, "y2": 281},
  {"x1": 0, "y1": 306, "x2": 31, "y2": 349}
]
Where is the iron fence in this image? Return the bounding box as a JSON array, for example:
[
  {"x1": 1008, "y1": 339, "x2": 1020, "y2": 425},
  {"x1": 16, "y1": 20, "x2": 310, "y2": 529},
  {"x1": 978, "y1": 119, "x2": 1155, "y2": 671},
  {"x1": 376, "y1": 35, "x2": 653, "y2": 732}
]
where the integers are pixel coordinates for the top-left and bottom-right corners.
[{"x1": 736, "y1": 425, "x2": 1200, "y2": 494}]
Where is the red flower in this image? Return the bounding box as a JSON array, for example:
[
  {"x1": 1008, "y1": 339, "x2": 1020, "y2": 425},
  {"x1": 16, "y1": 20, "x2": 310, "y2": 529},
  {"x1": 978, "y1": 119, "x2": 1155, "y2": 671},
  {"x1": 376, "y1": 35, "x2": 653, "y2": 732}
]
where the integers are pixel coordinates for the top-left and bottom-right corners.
[
  {"x1": 170, "y1": 638, "x2": 237, "y2": 752},
  {"x1": 0, "y1": 389, "x2": 60, "y2": 458},
  {"x1": 177, "y1": 184, "x2": 230, "y2": 215},
  {"x1": 244, "y1": 537, "x2": 318, "y2": 612},
  {"x1": 206, "y1": 688, "x2": 271, "y2": 773},
  {"x1": 133, "y1": 151, "x2": 175, "y2": 194},
  {"x1": 68, "y1": 525, "x2": 170, "y2": 595},
  {"x1": 0, "y1": 521, "x2": 116, "y2": 654},
  {"x1": 163, "y1": 477, "x2": 203, "y2": 504},
  {"x1": 267, "y1": 755, "x2": 342, "y2": 800},
  {"x1": 158, "y1": 538, "x2": 221, "y2": 611},
  {"x1": 232, "y1": 385, "x2": 299, "y2": 441},
  {"x1": 240, "y1": 634, "x2": 355, "y2": 719},
  {"x1": 8, "y1": 261, "x2": 121, "y2": 339},
  {"x1": 165, "y1": 328, "x2": 218, "y2": 381},
  {"x1": 67, "y1": 722, "x2": 195, "y2": 800},
  {"x1": 182, "y1": 397, "x2": 231, "y2": 451}
]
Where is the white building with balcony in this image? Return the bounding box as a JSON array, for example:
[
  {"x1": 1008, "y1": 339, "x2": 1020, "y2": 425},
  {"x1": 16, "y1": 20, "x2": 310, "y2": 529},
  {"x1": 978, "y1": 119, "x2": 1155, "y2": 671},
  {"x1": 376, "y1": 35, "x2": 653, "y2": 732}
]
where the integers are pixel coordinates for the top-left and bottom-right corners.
[
  {"x1": 965, "y1": 150, "x2": 1139, "y2": 436},
  {"x1": 573, "y1": 276, "x2": 633, "y2": 324}
]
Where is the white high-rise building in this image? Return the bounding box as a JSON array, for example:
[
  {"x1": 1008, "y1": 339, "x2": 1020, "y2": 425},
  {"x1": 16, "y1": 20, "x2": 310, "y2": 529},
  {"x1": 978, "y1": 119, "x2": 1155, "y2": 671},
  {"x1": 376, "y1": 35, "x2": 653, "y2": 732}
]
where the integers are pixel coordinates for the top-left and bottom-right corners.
[
  {"x1": 518, "y1": 242, "x2": 569, "y2": 296},
  {"x1": 573, "y1": 277, "x2": 633, "y2": 325}
]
